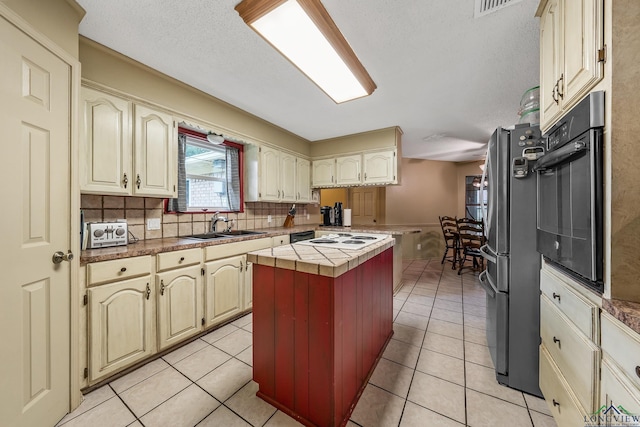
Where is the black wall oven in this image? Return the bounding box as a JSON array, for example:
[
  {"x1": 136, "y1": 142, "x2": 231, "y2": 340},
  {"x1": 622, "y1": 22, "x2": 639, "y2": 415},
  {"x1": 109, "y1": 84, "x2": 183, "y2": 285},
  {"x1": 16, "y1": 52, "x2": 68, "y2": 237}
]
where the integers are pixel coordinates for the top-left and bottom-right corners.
[{"x1": 534, "y1": 91, "x2": 605, "y2": 292}]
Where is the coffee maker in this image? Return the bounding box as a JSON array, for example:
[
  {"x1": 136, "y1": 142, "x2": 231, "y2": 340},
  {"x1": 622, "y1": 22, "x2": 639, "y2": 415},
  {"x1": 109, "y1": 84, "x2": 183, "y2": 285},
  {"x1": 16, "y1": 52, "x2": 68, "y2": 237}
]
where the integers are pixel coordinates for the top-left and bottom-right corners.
[
  {"x1": 334, "y1": 202, "x2": 343, "y2": 226},
  {"x1": 320, "y1": 206, "x2": 332, "y2": 226}
]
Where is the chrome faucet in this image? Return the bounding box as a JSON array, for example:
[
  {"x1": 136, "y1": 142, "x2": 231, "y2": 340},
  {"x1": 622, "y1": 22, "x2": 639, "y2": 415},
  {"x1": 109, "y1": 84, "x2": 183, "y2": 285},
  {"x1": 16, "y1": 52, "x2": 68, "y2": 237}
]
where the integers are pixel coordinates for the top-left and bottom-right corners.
[{"x1": 211, "y1": 212, "x2": 227, "y2": 233}]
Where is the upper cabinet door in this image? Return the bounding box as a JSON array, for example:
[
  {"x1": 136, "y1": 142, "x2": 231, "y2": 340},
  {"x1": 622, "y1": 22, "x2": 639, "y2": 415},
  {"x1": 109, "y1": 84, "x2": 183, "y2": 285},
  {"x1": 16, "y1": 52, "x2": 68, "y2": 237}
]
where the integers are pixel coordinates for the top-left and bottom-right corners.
[
  {"x1": 80, "y1": 87, "x2": 132, "y2": 195},
  {"x1": 260, "y1": 145, "x2": 281, "y2": 201},
  {"x1": 133, "y1": 104, "x2": 176, "y2": 197},
  {"x1": 363, "y1": 150, "x2": 396, "y2": 185},
  {"x1": 561, "y1": 0, "x2": 603, "y2": 107},
  {"x1": 296, "y1": 157, "x2": 312, "y2": 202},
  {"x1": 280, "y1": 152, "x2": 297, "y2": 202},
  {"x1": 539, "y1": 0, "x2": 562, "y2": 129},
  {"x1": 336, "y1": 155, "x2": 361, "y2": 186},
  {"x1": 312, "y1": 158, "x2": 335, "y2": 187}
]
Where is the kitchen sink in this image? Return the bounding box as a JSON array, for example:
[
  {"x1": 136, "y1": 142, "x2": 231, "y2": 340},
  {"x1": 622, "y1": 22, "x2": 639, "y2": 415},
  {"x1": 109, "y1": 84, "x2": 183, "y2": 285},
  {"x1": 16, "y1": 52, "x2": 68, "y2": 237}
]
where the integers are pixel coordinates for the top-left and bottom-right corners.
[
  {"x1": 186, "y1": 230, "x2": 265, "y2": 240},
  {"x1": 214, "y1": 230, "x2": 266, "y2": 236},
  {"x1": 185, "y1": 233, "x2": 228, "y2": 240}
]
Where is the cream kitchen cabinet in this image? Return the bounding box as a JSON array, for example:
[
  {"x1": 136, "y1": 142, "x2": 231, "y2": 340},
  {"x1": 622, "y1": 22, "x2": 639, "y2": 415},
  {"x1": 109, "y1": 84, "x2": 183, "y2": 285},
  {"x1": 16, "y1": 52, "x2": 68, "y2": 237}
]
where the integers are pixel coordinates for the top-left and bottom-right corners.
[
  {"x1": 312, "y1": 158, "x2": 335, "y2": 187},
  {"x1": 80, "y1": 86, "x2": 177, "y2": 198},
  {"x1": 600, "y1": 311, "x2": 640, "y2": 422},
  {"x1": 243, "y1": 259, "x2": 254, "y2": 310},
  {"x1": 539, "y1": 265, "x2": 601, "y2": 426},
  {"x1": 86, "y1": 256, "x2": 154, "y2": 383},
  {"x1": 245, "y1": 144, "x2": 312, "y2": 203},
  {"x1": 204, "y1": 255, "x2": 245, "y2": 327},
  {"x1": 155, "y1": 248, "x2": 203, "y2": 351},
  {"x1": 363, "y1": 150, "x2": 397, "y2": 185},
  {"x1": 336, "y1": 155, "x2": 362, "y2": 186},
  {"x1": 537, "y1": 0, "x2": 604, "y2": 131}
]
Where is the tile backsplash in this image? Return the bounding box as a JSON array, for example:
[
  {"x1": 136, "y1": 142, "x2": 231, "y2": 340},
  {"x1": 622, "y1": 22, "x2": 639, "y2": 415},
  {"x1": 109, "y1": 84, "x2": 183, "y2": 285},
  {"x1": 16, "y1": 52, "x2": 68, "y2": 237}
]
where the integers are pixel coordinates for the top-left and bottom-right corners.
[{"x1": 81, "y1": 195, "x2": 319, "y2": 242}]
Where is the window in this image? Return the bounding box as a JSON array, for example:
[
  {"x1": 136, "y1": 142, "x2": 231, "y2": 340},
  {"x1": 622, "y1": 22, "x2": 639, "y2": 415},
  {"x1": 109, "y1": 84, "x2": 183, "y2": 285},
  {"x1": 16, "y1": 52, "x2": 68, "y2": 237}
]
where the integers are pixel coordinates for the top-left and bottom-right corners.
[
  {"x1": 465, "y1": 175, "x2": 487, "y2": 220},
  {"x1": 168, "y1": 128, "x2": 243, "y2": 213}
]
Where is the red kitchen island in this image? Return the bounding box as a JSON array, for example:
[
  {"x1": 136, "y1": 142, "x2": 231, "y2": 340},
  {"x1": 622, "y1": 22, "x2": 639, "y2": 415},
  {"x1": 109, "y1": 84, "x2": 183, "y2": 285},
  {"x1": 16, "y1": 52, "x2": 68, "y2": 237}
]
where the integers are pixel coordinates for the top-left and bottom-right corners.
[{"x1": 247, "y1": 237, "x2": 395, "y2": 427}]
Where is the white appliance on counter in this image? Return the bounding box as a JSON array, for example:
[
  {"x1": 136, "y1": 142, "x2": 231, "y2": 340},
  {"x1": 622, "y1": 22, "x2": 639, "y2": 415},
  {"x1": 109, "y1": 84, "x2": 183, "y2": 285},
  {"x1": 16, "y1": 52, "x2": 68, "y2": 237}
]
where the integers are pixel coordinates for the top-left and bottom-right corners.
[
  {"x1": 86, "y1": 222, "x2": 128, "y2": 248},
  {"x1": 294, "y1": 232, "x2": 389, "y2": 250}
]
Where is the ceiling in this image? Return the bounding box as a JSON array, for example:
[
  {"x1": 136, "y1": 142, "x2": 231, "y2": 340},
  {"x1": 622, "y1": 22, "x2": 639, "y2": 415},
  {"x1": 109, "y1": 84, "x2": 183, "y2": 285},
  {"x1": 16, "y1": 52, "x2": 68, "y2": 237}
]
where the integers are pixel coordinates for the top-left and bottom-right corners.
[{"x1": 75, "y1": 0, "x2": 540, "y2": 162}]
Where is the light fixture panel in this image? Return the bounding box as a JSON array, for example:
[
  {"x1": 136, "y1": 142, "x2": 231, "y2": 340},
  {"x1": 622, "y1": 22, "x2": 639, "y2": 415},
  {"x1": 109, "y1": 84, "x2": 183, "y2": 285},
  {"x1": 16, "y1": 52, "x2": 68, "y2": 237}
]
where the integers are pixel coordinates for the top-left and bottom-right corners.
[{"x1": 236, "y1": 0, "x2": 376, "y2": 103}]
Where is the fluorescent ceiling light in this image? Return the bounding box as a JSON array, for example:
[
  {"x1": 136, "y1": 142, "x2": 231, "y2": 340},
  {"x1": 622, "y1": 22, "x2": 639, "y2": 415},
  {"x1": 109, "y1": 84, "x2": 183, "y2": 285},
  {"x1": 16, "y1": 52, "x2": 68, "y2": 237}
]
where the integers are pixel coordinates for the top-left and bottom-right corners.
[{"x1": 235, "y1": 0, "x2": 376, "y2": 103}]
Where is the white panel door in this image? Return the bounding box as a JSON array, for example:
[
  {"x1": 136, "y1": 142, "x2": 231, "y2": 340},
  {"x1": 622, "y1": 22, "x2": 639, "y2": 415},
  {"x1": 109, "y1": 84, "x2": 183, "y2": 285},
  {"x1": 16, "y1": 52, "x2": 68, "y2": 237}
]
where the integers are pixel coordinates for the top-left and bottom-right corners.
[
  {"x1": 80, "y1": 87, "x2": 132, "y2": 195},
  {"x1": 156, "y1": 266, "x2": 203, "y2": 350},
  {"x1": 0, "y1": 12, "x2": 72, "y2": 426},
  {"x1": 336, "y1": 155, "x2": 362, "y2": 186},
  {"x1": 539, "y1": 0, "x2": 562, "y2": 130},
  {"x1": 363, "y1": 150, "x2": 396, "y2": 184},
  {"x1": 260, "y1": 146, "x2": 280, "y2": 201},
  {"x1": 133, "y1": 104, "x2": 176, "y2": 197},
  {"x1": 296, "y1": 157, "x2": 312, "y2": 202},
  {"x1": 280, "y1": 152, "x2": 296, "y2": 202},
  {"x1": 312, "y1": 158, "x2": 335, "y2": 187},
  {"x1": 204, "y1": 256, "x2": 243, "y2": 328}
]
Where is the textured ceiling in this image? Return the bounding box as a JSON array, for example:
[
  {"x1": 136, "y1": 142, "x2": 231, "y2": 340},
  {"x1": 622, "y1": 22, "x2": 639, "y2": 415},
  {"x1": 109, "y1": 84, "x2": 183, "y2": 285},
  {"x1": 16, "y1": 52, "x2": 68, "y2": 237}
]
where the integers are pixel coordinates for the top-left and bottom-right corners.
[{"x1": 76, "y1": 0, "x2": 540, "y2": 162}]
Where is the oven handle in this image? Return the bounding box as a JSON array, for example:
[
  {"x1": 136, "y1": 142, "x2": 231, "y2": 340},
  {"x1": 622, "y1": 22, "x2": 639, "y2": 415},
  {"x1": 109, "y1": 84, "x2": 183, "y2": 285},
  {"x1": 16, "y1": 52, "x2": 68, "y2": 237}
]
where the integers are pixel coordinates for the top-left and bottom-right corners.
[
  {"x1": 478, "y1": 270, "x2": 496, "y2": 298},
  {"x1": 533, "y1": 140, "x2": 587, "y2": 171},
  {"x1": 479, "y1": 245, "x2": 496, "y2": 264}
]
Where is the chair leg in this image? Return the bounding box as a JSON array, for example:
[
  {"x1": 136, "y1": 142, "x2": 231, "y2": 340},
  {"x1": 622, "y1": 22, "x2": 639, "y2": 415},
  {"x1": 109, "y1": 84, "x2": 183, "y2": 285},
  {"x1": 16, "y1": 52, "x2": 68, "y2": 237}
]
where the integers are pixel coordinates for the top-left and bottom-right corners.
[
  {"x1": 441, "y1": 247, "x2": 448, "y2": 264},
  {"x1": 457, "y1": 255, "x2": 464, "y2": 275}
]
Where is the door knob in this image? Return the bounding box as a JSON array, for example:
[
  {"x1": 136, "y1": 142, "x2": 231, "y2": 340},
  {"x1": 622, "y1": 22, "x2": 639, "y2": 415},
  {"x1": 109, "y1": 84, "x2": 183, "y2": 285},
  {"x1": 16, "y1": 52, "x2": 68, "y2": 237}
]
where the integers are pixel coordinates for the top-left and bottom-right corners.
[{"x1": 52, "y1": 250, "x2": 74, "y2": 264}]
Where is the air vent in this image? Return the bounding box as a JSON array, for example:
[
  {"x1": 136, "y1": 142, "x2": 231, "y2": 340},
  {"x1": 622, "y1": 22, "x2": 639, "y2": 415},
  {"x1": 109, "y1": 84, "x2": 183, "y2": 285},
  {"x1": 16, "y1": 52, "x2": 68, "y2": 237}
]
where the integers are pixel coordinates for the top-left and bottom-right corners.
[{"x1": 474, "y1": 0, "x2": 525, "y2": 17}]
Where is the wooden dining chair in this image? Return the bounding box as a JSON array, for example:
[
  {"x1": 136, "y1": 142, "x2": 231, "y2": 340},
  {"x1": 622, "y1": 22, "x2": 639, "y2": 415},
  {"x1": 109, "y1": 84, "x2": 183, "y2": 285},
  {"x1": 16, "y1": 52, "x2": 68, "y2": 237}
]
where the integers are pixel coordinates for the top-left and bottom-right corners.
[
  {"x1": 456, "y1": 218, "x2": 485, "y2": 275},
  {"x1": 438, "y1": 216, "x2": 459, "y2": 269}
]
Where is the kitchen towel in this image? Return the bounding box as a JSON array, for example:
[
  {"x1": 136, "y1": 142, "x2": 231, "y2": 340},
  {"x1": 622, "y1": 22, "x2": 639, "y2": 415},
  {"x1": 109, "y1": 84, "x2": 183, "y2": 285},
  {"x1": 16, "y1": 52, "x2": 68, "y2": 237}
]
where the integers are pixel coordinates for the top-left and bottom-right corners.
[{"x1": 343, "y1": 209, "x2": 352, "y2": 227}]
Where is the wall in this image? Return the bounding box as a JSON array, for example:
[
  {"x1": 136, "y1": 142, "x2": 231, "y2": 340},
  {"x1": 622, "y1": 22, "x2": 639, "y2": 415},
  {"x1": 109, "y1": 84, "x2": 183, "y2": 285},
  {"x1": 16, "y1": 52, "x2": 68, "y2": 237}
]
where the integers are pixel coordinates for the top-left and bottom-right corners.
[
  {"x1": 81, "y1": 195, "x2": 316, "y2": 242},
  {"x1": 1, "y1": 0, "x2": 84, "y2": 58},
  {"x1": 79, "y1": 37, "x2": 310, "y2": 156},
  {"x1": 310, "y1": 127, "x2": 400, "y2": 157}
]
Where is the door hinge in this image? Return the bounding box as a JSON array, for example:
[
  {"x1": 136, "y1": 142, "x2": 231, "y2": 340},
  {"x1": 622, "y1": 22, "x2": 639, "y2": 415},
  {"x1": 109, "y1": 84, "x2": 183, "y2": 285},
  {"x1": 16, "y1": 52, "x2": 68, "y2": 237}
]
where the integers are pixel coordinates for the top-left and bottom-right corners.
[
  {"x1": 83, "y1": 293, "x2": 88, "y2": 306},
  {"x1": 201, "y1": 318, "x2": 205, "y2": 326},
  {"x1": 598, "y1": 46, "x2": 607, "y2": 62},
  {"x1": 83, "y1": 367, "x2": 88, "y2": 379},
  {"x1": 201, "y1": 268, "x2": 205, "y2": 276}
]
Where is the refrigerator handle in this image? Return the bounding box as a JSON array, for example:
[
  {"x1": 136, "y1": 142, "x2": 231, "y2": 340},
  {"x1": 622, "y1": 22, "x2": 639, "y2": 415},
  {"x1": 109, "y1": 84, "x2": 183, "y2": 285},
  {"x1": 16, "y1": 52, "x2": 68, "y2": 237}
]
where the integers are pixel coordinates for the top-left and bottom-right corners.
[
  {"x1": 479, "y1": 245, "x2": 496, "y2": 264},
  {"x1": 478, "y1": 271, "x2": 496, "y2": 298},
  {"x1": 480, "y1": 145, "x2": 490, "y2": 230}
]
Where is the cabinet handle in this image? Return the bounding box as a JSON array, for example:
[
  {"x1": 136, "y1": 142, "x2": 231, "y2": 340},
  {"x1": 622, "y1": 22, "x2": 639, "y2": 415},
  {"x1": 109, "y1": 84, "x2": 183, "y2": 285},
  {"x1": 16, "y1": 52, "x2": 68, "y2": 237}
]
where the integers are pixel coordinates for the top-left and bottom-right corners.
[
  {"x1": 278, "y1": 190, "x2": 280, "y2": 198},
  {"x1": 123, "y1": 173, "x2": 128, "y2": 189},
  {"x1": 364, "y1": 173, "x2": 367, "y2": 179},
  {"x1": 146, "y1": 283, "x2": 151, "y2": 300},
  {"x1": 552, "y1": 399, "x2": 560, "y2": 407},
  {"x1": 552, "y1": 83, "x2": 559, "y2": 105},
  {"x1": 136, "y1": 174, "x2": 141, "y2": 189},
  {"x1": 179, "y1": 257, "x2": 185, "y2": 263},
  {"x1": 557, "y1": 74, "x2": 564, "y2": 99},
  {"x1": 358, "y1": 173, "x2": 360, "y2": 180},
  {"x1": 160, "y1": 280, "x2": 165, "y2": 295},
  {"x1": 553, "y1": 336, "x2": 561, "y2": 346},
  {"x1": 120, "y1": 267, "x2": 127, "y2": 273},
  {"x1": 240, "y1": 261, "x2": 243, "y2": 272},
  {"x1": 552, "y1": 292, "x2": 560, "y2": 301},
  {"x1": 636, "y1": 366, "x2": 640, "y2": 379}
]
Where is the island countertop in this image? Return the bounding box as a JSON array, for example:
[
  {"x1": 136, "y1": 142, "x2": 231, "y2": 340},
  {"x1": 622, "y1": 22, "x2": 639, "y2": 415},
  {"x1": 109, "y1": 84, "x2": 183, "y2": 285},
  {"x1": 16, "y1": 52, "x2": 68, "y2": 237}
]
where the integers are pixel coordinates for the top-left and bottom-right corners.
[{"x1": 247, "y1": 236, "x2": 395, "y2": 278}]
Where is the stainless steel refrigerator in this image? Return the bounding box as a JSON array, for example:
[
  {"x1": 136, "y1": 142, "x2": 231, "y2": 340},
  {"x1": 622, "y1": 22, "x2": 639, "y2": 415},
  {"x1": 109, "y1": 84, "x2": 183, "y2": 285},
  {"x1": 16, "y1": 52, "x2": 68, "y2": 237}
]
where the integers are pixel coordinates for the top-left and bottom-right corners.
[{"x1": 479, "y1": 123, "x2": 544, "y2": 397}]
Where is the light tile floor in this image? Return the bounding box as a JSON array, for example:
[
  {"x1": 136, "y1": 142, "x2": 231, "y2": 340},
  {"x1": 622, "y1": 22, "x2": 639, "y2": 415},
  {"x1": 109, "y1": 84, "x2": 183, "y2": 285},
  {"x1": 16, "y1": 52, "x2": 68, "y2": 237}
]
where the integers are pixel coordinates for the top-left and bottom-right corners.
[{"x1": 57, "y1": 259, "x2": 557, "y2": 427}]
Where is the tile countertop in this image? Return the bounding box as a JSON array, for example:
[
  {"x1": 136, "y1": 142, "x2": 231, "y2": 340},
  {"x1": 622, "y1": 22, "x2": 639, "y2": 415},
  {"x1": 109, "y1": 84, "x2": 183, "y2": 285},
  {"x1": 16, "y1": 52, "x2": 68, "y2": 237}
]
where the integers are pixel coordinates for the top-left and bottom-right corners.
[
  {"x1": 247, "y1": 236, "x2": 395, "y2": 278},
  {"x1": 602, "y1": 298, "x2": 640, "y2": 335},
  {"x1": 80, "y1": 224, "x2": 418, "y2": 265}
]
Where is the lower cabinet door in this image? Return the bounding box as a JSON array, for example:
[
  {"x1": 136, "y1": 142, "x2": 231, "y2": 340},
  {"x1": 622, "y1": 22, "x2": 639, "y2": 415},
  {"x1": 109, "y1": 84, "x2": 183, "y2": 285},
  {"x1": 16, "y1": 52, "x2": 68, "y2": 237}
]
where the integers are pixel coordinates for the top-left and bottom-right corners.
[
  {"x1": 156, "y1": 265, "x2": 203, "y2": 351},
  {"x1": 204, "y1": 255, "x2": 244, "y2": 328},
  {"x1": 88, "y1": 276, "x2": 154, "y2": 383},
  {"x1": 539, "y1": 344, "x2": 588, "y2": 427},
  {"x1": 600, "y1": 357, "x2": 640, "y2": 427}
]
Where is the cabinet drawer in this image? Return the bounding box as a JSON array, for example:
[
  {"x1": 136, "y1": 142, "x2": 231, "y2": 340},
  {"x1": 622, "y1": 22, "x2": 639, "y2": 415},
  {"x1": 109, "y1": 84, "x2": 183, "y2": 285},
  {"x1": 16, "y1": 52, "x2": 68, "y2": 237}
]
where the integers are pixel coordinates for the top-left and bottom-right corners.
[
  {"x1": 204, "y1": 237, "x2": 272, "y2": 261},
  {"x1": 87, "y1": 256, "x2": 152, "y2": 286},
  {"x1": 601, "y1": 357, "x2": 640, "y2": 420},
  {"x1": 540, "y1": 295, "x2": 600, "y2": 412},
  {"x1": 601, "y1": 312, "x2": 640, "y2": 391},
  {"x1": 540, "y1": 268, "x2": 599, "y2": 340},
  {"x1": 156, "y1": 248, "x2": 201, "y2": 272},
  {"x1": 539, "y1": 344, "x2": 587, "y2": 427}
]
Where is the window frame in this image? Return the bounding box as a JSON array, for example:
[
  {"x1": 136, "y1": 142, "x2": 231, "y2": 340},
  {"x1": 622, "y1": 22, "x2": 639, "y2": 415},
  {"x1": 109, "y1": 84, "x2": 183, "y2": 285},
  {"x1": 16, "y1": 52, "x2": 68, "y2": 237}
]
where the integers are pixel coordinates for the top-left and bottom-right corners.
[{"x1": 165, "y1": 127, "x2": 244, "y2": 214}]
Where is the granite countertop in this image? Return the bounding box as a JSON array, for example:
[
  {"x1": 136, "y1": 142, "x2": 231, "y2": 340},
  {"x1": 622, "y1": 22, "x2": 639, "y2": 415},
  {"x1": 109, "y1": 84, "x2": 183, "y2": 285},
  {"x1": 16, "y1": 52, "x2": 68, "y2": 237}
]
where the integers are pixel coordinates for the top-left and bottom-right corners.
[
  {"x1": 80, "y1": 224, "x2": 416, "y2": 264},
  {"x1": 247, "y1": 237, "x2": 395, "y2": 278},
  {"x1": 602, "y1": 298, "x2": 640, "y2": 335}
]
